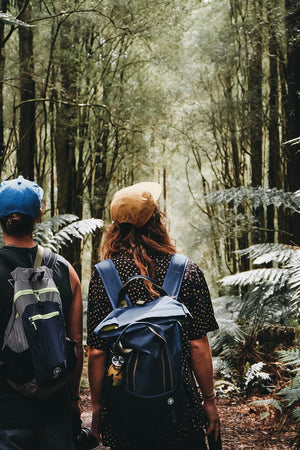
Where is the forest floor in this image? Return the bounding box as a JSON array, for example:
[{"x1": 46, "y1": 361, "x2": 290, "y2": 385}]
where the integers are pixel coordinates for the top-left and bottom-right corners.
[{"x1": 79, "y1": 387, "x2": 299, "y2": 450}]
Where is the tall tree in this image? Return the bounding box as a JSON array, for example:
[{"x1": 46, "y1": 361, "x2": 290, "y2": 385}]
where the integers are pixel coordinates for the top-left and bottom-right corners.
[
  {"x1": 17, "y1": 0, "x2": 35, "y2": 179},
  {"x1": 284, "y1": 0, "x2": 300, "y2": 244},
  {"x1": 0, "y1": 0, "x2": 9, "y2": 173}
]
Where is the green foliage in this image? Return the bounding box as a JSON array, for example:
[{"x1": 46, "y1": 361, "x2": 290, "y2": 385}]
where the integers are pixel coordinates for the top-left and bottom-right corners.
[
  {"x1": 205, "y1": 187, "x2": 300, "y2": 214},
  {"x1": 211, "y1": 317, "x2": 245, "y2": 369},
  {"x1": 208, "y1": 185, "x2": 300, "y2": 419},
  {"x1": 220, "y1": 268, "x2": 289, "y2": 288},
  {"x1": 249, "y1": 398, "x2": 282, "y2": 412},
  {"x1": 275, "y1": 348, "x2": 300, "y2": 425},
  {"x1": 277, "y1": 348, "x2": 300, "y2": 368},
  {"x1": 244, "y1": 362, "x2": 271, "y2": 389},
  {"x1": 249, "y1": 398, "x2": 282, "y2": 420},
  {"x1": 214, "y1": 378, "x2": 240, "y2": 397},
  {"x1": 33, "y1": 215, "x2": 104, "y2": 252},
  {"x1": 237, "y1": 244, "x2": 298, "y2": 266}
]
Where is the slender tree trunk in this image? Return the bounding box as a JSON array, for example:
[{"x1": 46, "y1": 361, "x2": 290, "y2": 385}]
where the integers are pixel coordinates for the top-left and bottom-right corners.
[
  {"x1": 284, "y1": 0, "x2": 300, "y2": 244},
  {"x1": 0, "y1": 0, "x2": 9, "y2": 174},
  {"x1": 17, "y1": 0, "x2": 35, "y2": 179},
  {"x1": 248, "y1": 0, "x2": 264, "y2": 244},
  {"x1": 249, "y1": 18, "x2": 263, "y2": 186},
  {"x1": 89, "y1": 113, "x2": 112, "y2": 266},
  {"x1": 54, "y1": 19, "x2": 83, "y2": 275},
  {"x1": 267, "y1": 6, "x2": 283, "y2": 243}
]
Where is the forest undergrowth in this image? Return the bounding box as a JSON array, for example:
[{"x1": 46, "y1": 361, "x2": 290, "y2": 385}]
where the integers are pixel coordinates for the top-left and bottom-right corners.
[{"x1": 80, "y1": 389, "x2": 297, "y2": 450}]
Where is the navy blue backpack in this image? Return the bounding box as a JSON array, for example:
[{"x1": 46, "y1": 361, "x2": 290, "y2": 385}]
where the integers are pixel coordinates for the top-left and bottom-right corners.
[{"x1": 94, "y1": 254, "x2": 191, "y2": 439}]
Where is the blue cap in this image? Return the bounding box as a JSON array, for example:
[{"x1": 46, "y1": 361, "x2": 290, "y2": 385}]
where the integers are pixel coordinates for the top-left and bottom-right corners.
[{"x1": 0, "y1": 176, "x2": 43, "y2": 220}]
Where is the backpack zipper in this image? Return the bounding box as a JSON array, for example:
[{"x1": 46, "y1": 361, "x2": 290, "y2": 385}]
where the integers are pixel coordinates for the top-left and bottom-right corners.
[
  {"x1": 29, "y1": 311, "x2": 60, "y2": 330},
  {"x1": 14, "y1": 287, "x2": 60, "y2": 302}
]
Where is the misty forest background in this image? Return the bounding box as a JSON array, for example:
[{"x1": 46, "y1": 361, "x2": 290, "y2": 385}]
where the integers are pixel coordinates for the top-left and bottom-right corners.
[{"x1": 0, "y1": 0, "x2": 300, "y2": 443}]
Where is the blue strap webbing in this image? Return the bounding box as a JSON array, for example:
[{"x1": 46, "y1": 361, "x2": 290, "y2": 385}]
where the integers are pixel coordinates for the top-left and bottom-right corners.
[
  {"x1": 95, "y1": 259, "x2": 132, "y2": 309},
  {"x1": 162, "y1": 253, "x2": 188, "y2": 300},
  {"x1": 95, "y1": 253, "x2": 188, "y2": 310}
]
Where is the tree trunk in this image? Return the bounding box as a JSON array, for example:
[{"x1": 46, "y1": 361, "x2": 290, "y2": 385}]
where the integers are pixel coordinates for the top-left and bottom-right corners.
[
  {"x1": 267, "y1": 6, "x2": 283, "y2": 243},
  {"x1": 17, "y1": 0, "x2": 35, "y2": 179},
  {"x1": 248, "y1": 0, "x2": 265, "y2": 244},
  {"x1": 284, "y1": 0, "x2": 300, "y2": 245},
  {"x1": 0, "y1": 0, "x2": 9, "y2": 174},
  {"x1": 54, "y1": 19, "x2": 83, "y2": 275}
]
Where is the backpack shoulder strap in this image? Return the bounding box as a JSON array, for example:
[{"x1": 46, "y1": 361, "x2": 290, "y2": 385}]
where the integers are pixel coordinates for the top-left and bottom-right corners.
[
  {"x1": 162, "y1": 253, "x2": 189, "y2": 300},
  {"x1": 95, "y1": 259, "x2": 132, "y2": 309},
  {"x1": 34, "y1": 245, "x2": 44, "y2": 267},
  {"x1": 41, "y1": 247, "x2": 57, "y2": 269}
]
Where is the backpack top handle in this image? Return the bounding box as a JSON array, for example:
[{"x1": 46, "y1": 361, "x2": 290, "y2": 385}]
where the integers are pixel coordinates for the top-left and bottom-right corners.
[{"x1": 118, "y1": 275, "x2": 168, "y2": 305}]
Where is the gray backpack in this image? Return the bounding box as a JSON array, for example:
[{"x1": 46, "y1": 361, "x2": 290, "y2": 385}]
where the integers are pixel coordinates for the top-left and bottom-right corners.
[{"x1": 0, "y1": 246, "x2": 76, "y2": 398}]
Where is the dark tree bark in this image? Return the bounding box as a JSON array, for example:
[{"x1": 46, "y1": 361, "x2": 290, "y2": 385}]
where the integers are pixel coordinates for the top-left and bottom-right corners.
[
  {"x1": 0, "y1": 0, "x2": 9, "y2": 173},
  {"x1": 284, "y1": 0, "x2": 300, "y2": 244},
  {"x1": 17, "y1": 0, "x2": 35, "y2": 179},
  {"x1": 248, "y1": 0, "x2": 265, "y2": 244},
  {"x1": 54, "y1": 20, "x2": 84, "y2": 275},
  {"x1": 267, "y1": 6, "x2": 284, "y2": 243},
  {"x1": 249, "y1": 18, "x2": 263, "y2": 187}
]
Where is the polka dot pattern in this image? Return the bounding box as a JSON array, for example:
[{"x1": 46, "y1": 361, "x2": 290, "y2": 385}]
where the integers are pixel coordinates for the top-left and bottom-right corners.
[{"x1": 87, "y1": 253, "x2": 219, "y2": 448}]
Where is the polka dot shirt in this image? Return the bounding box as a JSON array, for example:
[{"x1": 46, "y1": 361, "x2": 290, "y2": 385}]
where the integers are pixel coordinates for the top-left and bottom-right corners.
[{"x1": 87, "y1": 253, "x2": 219, "y2": 448}]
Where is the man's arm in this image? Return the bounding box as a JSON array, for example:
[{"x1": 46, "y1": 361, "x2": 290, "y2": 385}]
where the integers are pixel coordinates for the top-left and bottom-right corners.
[
  {"x1": 190, "y1": 336, "x2": 220, "y2": 440},
  {"x1": 88, "y1": 346, "x2": 107, "y2": 442},
  {"x1": 66, "y1": 263, "x2": 84, "y2": 402}
]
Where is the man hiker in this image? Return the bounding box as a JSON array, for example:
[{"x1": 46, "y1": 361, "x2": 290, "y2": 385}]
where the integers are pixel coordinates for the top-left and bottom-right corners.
[{"x1": 0, "y1": 176, "x2": 83, "y2": 450}]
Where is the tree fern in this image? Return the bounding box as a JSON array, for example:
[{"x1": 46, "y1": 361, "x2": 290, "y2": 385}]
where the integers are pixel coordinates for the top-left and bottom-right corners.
[
  {"x1": 33, "y1": 215, "x2": 104, "y2": 251},
  {"x1": 220, "y1": 268, "x2": 289, "y2": 287},
  {"x1": 205, "y1": 186, "x2": 300, "y2": 213},
  {"x1": 275, "y1": 348, "x2": 300, "y2": 423},
  {"x1": 237, "y1": 243, "x2": 299, "y2": 266},
  {"x1": 277, "y1": 348, "x2": 300, "y2": 367},
  {"x1": 278, "y1": 385, "x2": 300, "y2": 407}
]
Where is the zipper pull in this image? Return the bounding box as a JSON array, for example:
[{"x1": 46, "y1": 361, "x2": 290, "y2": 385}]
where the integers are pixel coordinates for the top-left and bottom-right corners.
[
  {"x1": 33, "y1": 290, "x2": 40, "y2": 301},
  {"x1": 29, "y1": 318, "x2": 37, "y2": 331}
]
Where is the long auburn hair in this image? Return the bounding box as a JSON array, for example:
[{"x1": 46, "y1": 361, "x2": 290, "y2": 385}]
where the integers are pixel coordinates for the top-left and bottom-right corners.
[{"x1": 102, "y1": 208, "x2": 176, "y2": 282}]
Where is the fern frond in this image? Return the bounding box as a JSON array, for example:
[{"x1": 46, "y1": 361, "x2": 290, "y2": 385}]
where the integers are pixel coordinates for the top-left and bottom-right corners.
[
  {"x1": 244, "y1": 362, "x2": 271, "y2": 387},
  {"x1": 33, "y1": 215, "x2": 104, "y2": 250},
  {"x1": 249, "y1": 398, "x2": 282, "y2": 411},
  {"x1": 214, "y1": 379, "x2": 240, "y2": 395},
  {"x1": 237, "y1": 244, "x2": 298, "y2": 266},
  {"x1": 33, "y1": 214, "x2": 80, "y2": 247},
  {"x1": 220, "y1": 268, "x2": 288, "y2": 287},
  {"x1": 45, "y1": 218, "x2": 104, "y2": 251},
  {"x1": 277, "y1": 348, "x2": 300, "y2": 367},
  {"x1": 291, "y1": 407, "x2": 300, "y2": 422},
  {"x1": 278, "y1": 386, "x2": 300, "y2": 407},
  {"x1": 205, "y1": 187, "x2": 300, "y2": 213},
  {"x1": 288, "y1": 260, "x2": 300, "y2": 306},
  {"x1": 210, "y1": 321, "x2": 245, "y2": 354}
]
